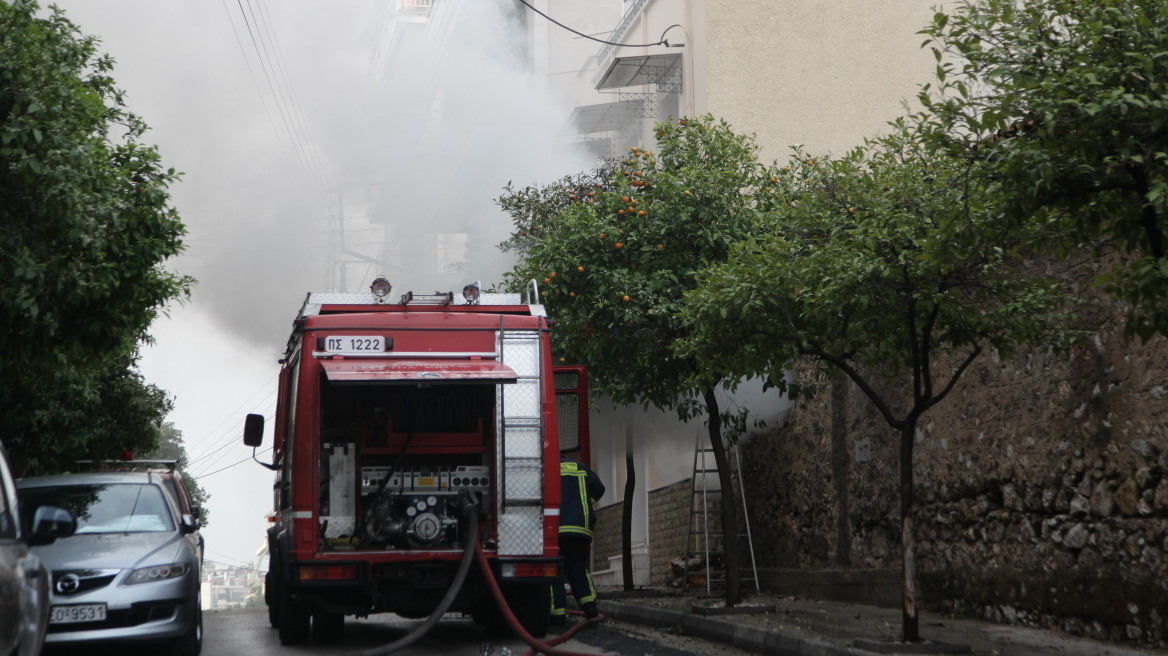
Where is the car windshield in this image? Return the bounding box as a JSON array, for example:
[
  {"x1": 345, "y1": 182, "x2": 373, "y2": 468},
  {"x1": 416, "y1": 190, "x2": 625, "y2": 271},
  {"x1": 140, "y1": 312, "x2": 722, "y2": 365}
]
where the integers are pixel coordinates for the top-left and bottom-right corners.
[{"x1": 20, "y1": 483, "x2": 174, "y2": 534}]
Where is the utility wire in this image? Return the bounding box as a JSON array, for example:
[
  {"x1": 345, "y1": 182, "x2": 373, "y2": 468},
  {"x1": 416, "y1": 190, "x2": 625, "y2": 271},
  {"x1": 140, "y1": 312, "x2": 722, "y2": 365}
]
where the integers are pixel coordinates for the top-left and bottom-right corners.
[
  {"x1": 517, "y1": 0, "x2": 683, "y2": 48},
  {"x1": 196, "y1": 446, "x2": 273, "y2": 479},
  {"x1": 257, "y1": 0, "x2": 338, "y2": 229},
  {"x1": 187, "y1": 373, "x2": 278, "y2": 464},
  {"x1": 188, "y1": 408, "x2": 276, "y2": 478}
]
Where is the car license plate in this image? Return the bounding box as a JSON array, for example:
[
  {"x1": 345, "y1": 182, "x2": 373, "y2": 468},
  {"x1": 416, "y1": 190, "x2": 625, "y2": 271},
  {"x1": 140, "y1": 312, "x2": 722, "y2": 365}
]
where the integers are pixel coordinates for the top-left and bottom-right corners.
[{"x1": 50, "y1": 604, "x2": 107, "y2": 624}]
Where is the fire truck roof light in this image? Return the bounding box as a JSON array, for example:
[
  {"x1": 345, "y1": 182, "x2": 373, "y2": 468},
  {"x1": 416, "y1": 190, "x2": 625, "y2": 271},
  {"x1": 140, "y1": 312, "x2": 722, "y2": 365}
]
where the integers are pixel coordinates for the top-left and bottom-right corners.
[
  {"x1": 462, "y1": 282, "x2": 480, "y2": 305},
  {"x1": 370, "y1": 276, "x2": 392, "y2": 300}
]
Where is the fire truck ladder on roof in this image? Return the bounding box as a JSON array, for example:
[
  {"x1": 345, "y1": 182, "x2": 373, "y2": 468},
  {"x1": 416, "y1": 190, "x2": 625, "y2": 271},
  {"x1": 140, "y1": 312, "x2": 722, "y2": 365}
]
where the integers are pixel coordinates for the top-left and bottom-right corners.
[
  {"x1": 683, "y1": 433, "x2": 759, "y2": 593},
  {"x1": 495, "y1": 321, "x2": 545, "y2": 556}
]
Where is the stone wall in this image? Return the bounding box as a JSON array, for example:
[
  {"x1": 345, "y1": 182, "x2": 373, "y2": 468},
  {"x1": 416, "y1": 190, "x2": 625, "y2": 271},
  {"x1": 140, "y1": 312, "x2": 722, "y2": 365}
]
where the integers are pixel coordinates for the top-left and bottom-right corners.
[
  {"x1": 592, "y1": 502, "x2": 623, "y2": 572},
  {"x1": 741, "y1": 255, "x2": 1168, "y2": 647},
  {"x1": 648, "y1": 479, "x2": 693, "y2": 585}
]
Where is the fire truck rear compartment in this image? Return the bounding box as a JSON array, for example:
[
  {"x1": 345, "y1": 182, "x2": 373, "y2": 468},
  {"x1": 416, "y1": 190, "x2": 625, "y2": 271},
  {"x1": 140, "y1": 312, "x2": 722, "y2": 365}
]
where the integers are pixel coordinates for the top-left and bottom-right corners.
[{"x1": 318, "y1": 381, "x2": 496, "y2": 550}]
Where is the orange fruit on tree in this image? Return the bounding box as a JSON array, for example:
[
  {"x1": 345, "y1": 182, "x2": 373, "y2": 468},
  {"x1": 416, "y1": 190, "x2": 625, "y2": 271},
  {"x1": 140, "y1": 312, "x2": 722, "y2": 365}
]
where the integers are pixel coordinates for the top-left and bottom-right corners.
[
  {"x1": 622, "y1": 295, "x2": 630, "y2": 302},
  {"x1": 638, "y1": 210, "x2": 647, "y2": 216},
  {"x1": 618, "y1": 209, "x2": 626, "y2": 216},
  {"x1": 622, "y1": 196, "x2": 630, "y2": 203},
  {"x1": 544, "y1": 277, "x2": 550, "y2": 284},
  {"x1": 614, "y1": 242, "x2": 623, "y2": 249},
  {"x1": 577, "y1": 266, "x2": 584, "y2": 272}
]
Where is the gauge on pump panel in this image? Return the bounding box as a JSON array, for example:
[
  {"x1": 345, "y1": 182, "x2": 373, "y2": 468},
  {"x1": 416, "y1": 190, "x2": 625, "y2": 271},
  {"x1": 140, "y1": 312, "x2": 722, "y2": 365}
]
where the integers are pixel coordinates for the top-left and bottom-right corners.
[
  {"x1": 416, "y1": 500, "x2": 428, "y2": 512},
  {"x1": 406, "y1": 506, "x2": 417, "y2": 517},
  {"x1": 426, "y1": 495, "x2": 437, "y2": 507}
]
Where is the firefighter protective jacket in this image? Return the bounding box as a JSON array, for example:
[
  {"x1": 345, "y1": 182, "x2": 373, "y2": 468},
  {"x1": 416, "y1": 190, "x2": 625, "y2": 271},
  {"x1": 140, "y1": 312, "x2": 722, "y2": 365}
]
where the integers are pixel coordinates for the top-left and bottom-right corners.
[{"x1": 559, "y1": 458, "x2": 605, "y2": 540}]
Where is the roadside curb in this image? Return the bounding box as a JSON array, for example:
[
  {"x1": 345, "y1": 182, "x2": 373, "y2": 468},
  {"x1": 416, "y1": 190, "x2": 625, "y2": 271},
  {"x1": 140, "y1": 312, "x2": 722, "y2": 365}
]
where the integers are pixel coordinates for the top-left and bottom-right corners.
[{"x1": 600, "y1": 599, "x2": 882, "y2": 656}]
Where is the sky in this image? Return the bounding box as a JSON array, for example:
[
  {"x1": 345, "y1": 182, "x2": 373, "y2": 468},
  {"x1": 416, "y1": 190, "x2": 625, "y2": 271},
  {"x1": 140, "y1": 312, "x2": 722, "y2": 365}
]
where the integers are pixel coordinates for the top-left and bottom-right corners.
[{"x1": 45, "y1": 0, "x2": 593, "y2": 570}]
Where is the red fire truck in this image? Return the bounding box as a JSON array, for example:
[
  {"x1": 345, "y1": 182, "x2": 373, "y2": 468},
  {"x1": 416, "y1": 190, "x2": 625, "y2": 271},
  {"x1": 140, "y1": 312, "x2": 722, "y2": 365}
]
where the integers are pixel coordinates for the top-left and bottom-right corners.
[{"x1": 243, "y1": 278, "x2": 590, "y2": 645}]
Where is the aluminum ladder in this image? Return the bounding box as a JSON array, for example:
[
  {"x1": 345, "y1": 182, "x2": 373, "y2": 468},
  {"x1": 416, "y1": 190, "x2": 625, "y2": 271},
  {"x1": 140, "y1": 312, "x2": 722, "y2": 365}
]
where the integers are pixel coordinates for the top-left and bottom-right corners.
[{"x1": 682, "y1": 433, "x2": 759, "y2": 593}]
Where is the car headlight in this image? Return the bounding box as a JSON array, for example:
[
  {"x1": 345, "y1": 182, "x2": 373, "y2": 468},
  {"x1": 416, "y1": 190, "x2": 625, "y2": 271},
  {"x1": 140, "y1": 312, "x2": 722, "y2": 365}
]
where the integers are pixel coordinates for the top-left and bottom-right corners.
[{"x1": 126, "y1": 563, "x2": 190, "y2": 585}]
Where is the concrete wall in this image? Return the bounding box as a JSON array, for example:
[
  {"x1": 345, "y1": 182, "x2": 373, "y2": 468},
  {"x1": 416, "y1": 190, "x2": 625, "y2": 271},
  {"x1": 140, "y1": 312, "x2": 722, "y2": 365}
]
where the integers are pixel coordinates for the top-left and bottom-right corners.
[{"x1": 702, "y1": 0, "x2": 937, "y2": 163}]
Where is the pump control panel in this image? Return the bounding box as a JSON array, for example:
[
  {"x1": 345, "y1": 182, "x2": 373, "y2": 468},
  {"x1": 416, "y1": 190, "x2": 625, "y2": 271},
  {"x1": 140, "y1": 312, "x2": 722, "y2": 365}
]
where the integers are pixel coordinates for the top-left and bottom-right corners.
[{"x1": 360, "y1": 465, "x2": 490, "y2": 494}]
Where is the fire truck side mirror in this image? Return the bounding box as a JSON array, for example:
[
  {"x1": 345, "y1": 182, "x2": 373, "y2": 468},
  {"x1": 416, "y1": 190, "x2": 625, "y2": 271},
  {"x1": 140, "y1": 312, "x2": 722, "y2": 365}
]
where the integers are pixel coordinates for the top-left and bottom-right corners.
[{"x1": 243, "y1": 413, "x2": 265, "y2": 447}]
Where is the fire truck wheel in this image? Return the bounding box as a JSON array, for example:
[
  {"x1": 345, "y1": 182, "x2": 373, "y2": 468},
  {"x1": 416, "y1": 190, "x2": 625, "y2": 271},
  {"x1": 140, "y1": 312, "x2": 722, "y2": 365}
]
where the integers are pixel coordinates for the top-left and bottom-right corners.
[
  {"x1": 505, "y1": 582, "x2": 551, "y2": 639},
  {"x1": 472, "y1": 602, "x2": 508, "y2": 638},
  {"x1": 265, "y1": 572, "x2": 279, "y2": 628},
  {"x1": 278, "y1": 596, "x2": 311, "y2": 645},
  {"x1": 312, "y1": 610, "x2": 345, "y2": 643}
]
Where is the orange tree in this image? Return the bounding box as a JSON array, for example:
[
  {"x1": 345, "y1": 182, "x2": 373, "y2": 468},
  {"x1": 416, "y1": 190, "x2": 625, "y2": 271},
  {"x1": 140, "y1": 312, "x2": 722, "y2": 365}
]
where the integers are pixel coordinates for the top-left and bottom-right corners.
[
  {"x1": 498, "y1": 114, "x2": 783, "y2": 604},
  {"x1": 919, "y1": 0, "x2": 1168, "y2": 339},
  {"x1": 679, "y1": 123, "x2": 1072, "y2": 641}
]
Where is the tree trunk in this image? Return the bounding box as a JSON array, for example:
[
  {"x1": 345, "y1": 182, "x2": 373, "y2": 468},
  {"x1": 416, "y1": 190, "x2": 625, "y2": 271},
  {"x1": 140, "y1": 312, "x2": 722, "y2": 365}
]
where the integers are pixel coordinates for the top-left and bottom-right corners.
[
  {"x1": 899, "y1": 421, "x2": 920, "y2": 643},
  {"x1": 703, "y1": 388, "x2": 742, "y2": 606},
  {"x1": 622, "y1": 451, "x2": 635, "y2": 591},
  {"x1": 831, "y1": 377, "x2": 851, "y2": 566}
]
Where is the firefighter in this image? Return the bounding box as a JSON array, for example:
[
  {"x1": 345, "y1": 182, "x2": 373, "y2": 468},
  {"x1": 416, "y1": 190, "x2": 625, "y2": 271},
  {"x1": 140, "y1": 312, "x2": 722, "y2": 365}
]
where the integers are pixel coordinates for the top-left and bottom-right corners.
[{"x1": 552, "y1": 456, "x2": 605, "y2": 623}]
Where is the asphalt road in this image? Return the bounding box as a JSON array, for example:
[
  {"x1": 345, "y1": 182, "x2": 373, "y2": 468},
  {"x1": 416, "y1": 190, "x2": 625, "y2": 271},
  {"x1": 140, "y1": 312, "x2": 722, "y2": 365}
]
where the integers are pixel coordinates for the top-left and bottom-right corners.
[{"x1": 40, "y1": 607, "x2": 739, "y2": 656}]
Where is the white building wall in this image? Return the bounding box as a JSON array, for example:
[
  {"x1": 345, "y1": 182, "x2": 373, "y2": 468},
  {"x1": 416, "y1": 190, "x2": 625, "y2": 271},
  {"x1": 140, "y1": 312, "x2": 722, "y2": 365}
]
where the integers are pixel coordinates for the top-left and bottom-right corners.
[{"x1": 703, "y1": 0, "x2": 937, "y2": 162}]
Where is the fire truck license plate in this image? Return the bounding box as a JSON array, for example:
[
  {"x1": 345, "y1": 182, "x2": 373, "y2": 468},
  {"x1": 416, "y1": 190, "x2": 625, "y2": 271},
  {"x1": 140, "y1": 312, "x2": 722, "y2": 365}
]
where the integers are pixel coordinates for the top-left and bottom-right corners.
[
  {"x1": 50, "y1": 604, "x2": 107, "y2": 624},
  {"x1": 323, "y1": 336, "x2": 385, "y2": 354}
]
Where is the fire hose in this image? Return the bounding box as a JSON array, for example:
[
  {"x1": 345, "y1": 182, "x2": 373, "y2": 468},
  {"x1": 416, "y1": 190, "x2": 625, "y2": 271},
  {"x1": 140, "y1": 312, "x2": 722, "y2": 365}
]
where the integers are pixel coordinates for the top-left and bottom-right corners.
[
  {"x1": 355, "y1": 496, "x2": 604, "y2": 656},
  {"x1": 473, "y1": 542, "x2": 606, "y2": 656},
  {"x1": 353, "y1": 496, "x2": 479, "y2": 656}
]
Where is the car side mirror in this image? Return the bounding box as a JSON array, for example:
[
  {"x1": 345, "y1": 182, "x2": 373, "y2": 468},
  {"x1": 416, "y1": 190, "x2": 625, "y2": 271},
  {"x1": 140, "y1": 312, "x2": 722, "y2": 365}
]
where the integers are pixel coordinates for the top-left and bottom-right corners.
[
  {"x1": 29, "y1": 505, "x2": 76, "y2": 546},
  {"x1": 180, "y1": 514, "x2": 199, "y2": 535},
  {"x1": 243, "y1": 413, "x2": 265, "y2": 447}
]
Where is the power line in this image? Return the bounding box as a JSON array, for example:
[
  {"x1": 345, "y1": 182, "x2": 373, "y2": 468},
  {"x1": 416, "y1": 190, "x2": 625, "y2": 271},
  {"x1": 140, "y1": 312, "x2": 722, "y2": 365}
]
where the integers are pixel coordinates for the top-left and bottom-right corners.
[
  {"x1": 188, "y1": 406, "x2": 277, "y2": 478},
  {"x1": 517, "y1": 0, "x2": 683, "y2": 48},
  {"x1": 187, "y1": 374, "x2": 278, "y2": 464},
  {"x1": 196, "y1": 445, "x2": 273, "y2": 479},
  {"x1": 221, "y1": 0, "x2": 335, "y2": 218}
]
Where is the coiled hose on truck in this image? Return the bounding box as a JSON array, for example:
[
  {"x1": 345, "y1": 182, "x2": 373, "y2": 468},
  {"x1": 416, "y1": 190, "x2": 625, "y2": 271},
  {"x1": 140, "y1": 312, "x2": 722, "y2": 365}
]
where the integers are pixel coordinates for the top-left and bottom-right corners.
[{"x1": 355, "y1": 496, "x2": 604, "y2": 656}]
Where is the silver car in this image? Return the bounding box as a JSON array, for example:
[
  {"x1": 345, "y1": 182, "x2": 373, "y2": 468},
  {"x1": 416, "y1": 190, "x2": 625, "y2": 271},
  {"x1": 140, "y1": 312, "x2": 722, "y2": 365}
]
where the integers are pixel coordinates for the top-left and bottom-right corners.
[
  {"x1": 0, "y1": 440, "x2": 75, "y2": 656},
  {"x1": 17, "y1": 468, "x2": 203, "y2": 656}
]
